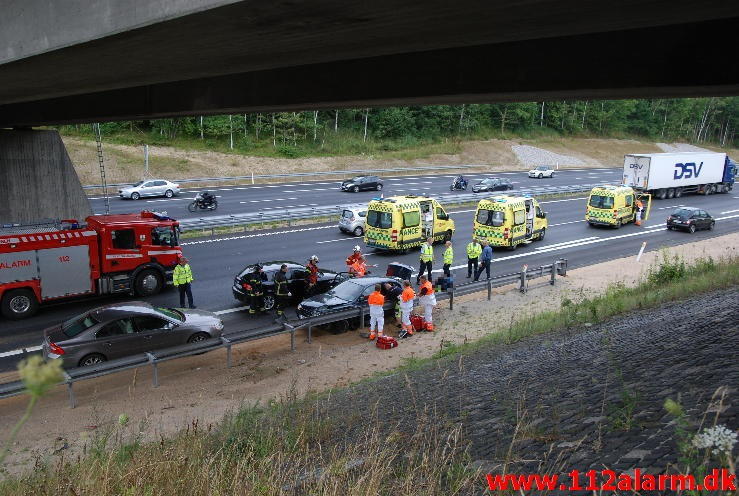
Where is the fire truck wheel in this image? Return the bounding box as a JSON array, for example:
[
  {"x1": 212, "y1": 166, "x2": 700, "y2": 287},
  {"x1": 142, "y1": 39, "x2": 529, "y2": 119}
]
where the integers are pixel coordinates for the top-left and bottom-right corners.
[
  {"x1": 79, "y1": 353, "x2": 106, "y2": 367},
  {"x1": 1, "y1": 289, "x2": 39, "y2": 320},
  {"x1": 134, "y1": 269, "x2": 163, "y2": 296},
  {"x1": 536, "y1": 228, "x2": 546, "y2": 241}
]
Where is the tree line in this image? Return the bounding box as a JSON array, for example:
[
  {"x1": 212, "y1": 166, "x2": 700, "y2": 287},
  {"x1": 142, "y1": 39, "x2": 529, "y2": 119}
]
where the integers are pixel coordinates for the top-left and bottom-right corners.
[{"x1": 62, "y1": 97, "x2": 738, "y2": 155}]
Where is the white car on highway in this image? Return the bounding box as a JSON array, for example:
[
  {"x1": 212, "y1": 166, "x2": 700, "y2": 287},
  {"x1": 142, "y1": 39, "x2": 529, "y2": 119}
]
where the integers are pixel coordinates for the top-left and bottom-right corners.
[
  {"x1": 528, "y1": 165, "x2": 556, "y2": 178},
  {"x1": 338, "y1": 205, "x2": 367, "y2": 236},
  {"x1": 119, "y1": 179, "x2": 181, "y2": 200}
]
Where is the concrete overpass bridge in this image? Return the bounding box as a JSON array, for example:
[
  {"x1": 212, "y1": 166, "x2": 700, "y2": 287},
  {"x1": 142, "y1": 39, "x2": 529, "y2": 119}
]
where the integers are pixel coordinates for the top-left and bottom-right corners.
[{"x1": 1, "y1": 0, "x2": 738, "y2": 221}]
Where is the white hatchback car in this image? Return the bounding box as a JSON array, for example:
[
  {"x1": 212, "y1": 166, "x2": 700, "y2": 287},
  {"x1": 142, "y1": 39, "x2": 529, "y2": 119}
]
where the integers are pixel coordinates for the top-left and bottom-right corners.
[
  {"x1": 528, "y1": 166, "x2": 556, "y2": 178},
  {"x1": 338, "y1": 205, "x2": 367, "y2": 236},
  {"x1": 119, "y1": 179, "x2": 181, "y2": 200}
]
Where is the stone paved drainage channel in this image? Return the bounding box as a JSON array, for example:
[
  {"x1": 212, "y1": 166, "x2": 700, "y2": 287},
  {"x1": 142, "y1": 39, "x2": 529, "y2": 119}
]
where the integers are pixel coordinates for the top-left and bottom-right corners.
[{"x1": 315, "y1": 288, "x2": 738, "y2": 492}]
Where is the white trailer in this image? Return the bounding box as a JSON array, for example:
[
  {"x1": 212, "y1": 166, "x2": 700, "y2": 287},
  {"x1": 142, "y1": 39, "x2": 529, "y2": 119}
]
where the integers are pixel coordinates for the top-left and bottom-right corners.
[{"x1": 623, "y1": 152, "x2": 735, "y2": 199}]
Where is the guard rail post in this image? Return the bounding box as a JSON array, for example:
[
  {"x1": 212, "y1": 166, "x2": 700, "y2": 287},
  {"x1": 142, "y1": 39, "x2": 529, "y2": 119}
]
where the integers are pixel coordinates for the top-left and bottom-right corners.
[
  {"x1": 146, "y1": 352, "x2": 159, "y2": 387},
  {"x1": 64, "y1": 371, "x2": 76, "y2": 409},
  {"x1": 550, "y1": 262, "x2": 557, "y2": 285},
  {"x1": 487, "y1": 279, "x2": 492, "y2": 300},
  {"x1": 307, "y1": 322, "x2": 313, "y2": 344},
  {"x1": 283, "y1": 323, "x2": 296, "y2": 351},
  {"x1": 221, "y1": 336, "x2": 233, "y2": 368},
  {"x1": 520, "y1": 265, "x2": 528, "y2": 294},
  {"x1": 449, "y1": 287, "x2": 454, "y2": 310},
  {"x1": 557, "y1": 258, "x2": 568, "y2": 276}
]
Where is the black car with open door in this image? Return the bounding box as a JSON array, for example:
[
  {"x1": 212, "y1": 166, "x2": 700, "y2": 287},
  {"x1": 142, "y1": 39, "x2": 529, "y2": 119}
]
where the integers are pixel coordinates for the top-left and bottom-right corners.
[{"x1": 232, "y1": 261, "x2": 349, "y2": 310}]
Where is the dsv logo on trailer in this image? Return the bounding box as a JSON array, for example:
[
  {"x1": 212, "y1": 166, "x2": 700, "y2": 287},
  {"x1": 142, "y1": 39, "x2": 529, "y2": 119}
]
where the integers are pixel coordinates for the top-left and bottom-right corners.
[{"x1": 674, "y1": 162, "x2": 703, "y2": 179}]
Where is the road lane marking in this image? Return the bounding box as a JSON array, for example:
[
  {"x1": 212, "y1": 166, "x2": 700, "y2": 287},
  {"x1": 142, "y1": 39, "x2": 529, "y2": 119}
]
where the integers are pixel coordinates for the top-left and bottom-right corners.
[
  {"x1": 535, "y1": 236, "x2": 600, "y2": 250},
  {"x1": 0, "y1": 345, "x2": 42, "y2": 358},
  {"x1": 549, "y1": 220, "x2": 585, "y2": 227},
  {"x1": 214, "y1": 306, "x2": 249, "y2": 315},
  {"x1": 316, "y1": 238, "x2": 358, "y2": 244},
  {"x1": 657, "y1": 205, "x2": 685, "y2": 210},
  {"x1": 720, "y1": 209, "x2": 739, "y2": 214}
]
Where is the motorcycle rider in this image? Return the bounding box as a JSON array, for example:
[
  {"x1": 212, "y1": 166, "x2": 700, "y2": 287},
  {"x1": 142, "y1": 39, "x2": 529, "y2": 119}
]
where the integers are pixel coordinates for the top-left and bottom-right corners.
[
  {"x1": 452, "y1": 175, "x2": 467, "y2": 190},
  {"x1": 199, "y1": 191, "x2": 215, "y2": 207}
]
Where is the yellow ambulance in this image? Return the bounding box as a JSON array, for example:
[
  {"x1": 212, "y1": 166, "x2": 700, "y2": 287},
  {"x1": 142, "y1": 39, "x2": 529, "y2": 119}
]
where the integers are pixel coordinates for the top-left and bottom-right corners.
[
  {"x1": 473, "y1": 195, "x2": 548, "y2": 250},
  {"x1": 363, "y1": 195, "x2": 455, "y2": 252},
  {"x1": 585, "y1": 185, "x2": 652, "y2": 228}
]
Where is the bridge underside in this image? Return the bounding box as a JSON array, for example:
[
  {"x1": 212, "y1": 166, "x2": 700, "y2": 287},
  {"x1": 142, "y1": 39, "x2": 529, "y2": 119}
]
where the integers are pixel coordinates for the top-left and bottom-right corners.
[{"x1": 0, "y1": 0, "x2": 738, "y2": 126}]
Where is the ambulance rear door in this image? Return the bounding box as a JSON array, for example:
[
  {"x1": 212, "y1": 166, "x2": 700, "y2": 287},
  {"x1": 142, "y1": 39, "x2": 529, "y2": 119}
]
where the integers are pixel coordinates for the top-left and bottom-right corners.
[{"x1": 636, "y1": 193, "x2": 652, "y2": 221}]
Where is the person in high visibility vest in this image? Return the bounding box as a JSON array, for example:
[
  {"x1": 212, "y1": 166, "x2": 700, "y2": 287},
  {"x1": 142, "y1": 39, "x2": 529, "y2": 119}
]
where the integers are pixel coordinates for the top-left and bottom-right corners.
[
  {"x1": 367, "y1": 284, "x2": 385, "y2": 340},
  {"x1": 635, "y1": 199, "x2": 644, "y2": 226},
  {"x1": 346, "y1": 245, "x2": 365, "y2": 274},
  {"x1": 418, "y1": 275, "x2": 437, "y2": 331},
  {"x1": 442, "y1": 240, "x2": 454, "y2": 278},
  {"x1": 273, "y1": 264, "x2": 291, "y2": 317},
  {"x1": 173, "y1": 256, "x2": 195, "y2": 308},
  {"x1": 351, "y1": 260, "x2": 367, "y2": 277},
  {"x1": 399, "y1": 280, "x2": 416, "y2": 338},
  {"x1": 466, "y1": 238, "x2": 482, "y2": 278},
  {"x1": 417, "y1": 237, "x2": 434, "y2": 284}
]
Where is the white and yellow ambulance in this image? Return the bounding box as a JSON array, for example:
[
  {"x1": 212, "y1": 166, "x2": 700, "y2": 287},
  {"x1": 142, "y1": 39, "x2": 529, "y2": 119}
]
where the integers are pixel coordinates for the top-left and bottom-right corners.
[
  {"x1": 472, "y1": 195, "x2": 548, "y2": 250},
  {"x1": 363, "y1": 195, "x2": 455, "y2": 252},
  {"x1": 585, "y1": 185, "x2": 652, "y2": 228}
]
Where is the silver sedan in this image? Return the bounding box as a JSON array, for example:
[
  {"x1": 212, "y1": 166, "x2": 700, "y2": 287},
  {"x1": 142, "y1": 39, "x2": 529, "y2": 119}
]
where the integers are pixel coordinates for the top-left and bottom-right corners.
[
  {"x1": 119, "y1": 179, "x2": 181, "y2": 200},
  {"x1": 42, "y1": 302, "x2": 224, "y2": 368}
]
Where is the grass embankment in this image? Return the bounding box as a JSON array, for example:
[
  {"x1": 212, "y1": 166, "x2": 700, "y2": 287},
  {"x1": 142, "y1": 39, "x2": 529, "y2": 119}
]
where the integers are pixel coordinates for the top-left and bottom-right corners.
[{"x1": 1, "y1": 254, "x2": 737, "y2": 495}]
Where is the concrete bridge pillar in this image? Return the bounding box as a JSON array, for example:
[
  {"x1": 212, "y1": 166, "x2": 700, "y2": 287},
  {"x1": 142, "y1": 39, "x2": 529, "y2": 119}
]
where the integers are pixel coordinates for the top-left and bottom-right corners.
[{"x1": 0, "y1": 129, "x2": 92, "y2": 224}]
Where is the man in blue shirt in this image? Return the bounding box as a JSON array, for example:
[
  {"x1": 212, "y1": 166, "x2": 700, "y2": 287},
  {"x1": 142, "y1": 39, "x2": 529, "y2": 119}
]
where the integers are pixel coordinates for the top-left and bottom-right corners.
[{"x1": 473, "y1": 241, "x2": 493, "y2": 281}]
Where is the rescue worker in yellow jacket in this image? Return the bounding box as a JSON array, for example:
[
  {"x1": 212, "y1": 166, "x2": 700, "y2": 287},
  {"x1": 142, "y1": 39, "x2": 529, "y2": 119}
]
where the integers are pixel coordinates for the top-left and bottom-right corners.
[
  {"x1": 367, "y1": 284, "x2": 385, "y2": 340},
  {"x1": 466, "y1": 238, "x2": 482, "y2": 278},
  {"x1": 399, "y1": 280, "x2": 416, "y2": 338},
  {"x1": 417, "y1": 237, "x2": 434, "y2": 284},
  {"x1": 442, "y1": 240, "x2": 454, "y2": 278},
  {"x1": 418, "y1": 275, "x2": 437, "y2": 331},
  {"x1": 173, "y1": 256, "x2": 195, "y2": 308}
]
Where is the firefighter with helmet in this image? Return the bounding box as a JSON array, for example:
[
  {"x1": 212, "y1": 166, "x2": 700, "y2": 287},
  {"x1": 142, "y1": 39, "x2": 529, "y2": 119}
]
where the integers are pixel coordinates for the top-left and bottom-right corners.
[
  {"x1": 306, "y1": 255, "x2": 320, "y2": 295},
  {"x1": 245, "y1": 264, "x2": 268, "y2": 315},
  {"x1": 347, "y1": 245, "x2": 366, "y2": 276},
  {"x1": 273, "y1": 264, "x2": 291, "y2": 318}
]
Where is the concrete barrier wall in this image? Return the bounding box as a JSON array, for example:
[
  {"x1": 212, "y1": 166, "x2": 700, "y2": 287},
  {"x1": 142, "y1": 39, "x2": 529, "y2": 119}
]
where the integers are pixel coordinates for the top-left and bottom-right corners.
[{"x1": 0, "y1": 129, "x2": 92, "y2": 224}]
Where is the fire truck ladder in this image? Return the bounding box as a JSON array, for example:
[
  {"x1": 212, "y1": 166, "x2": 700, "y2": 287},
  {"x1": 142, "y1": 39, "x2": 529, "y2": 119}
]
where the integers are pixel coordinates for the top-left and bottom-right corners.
[{"x1": 92, "y1": 123, "x2": 110, "y2": 214}]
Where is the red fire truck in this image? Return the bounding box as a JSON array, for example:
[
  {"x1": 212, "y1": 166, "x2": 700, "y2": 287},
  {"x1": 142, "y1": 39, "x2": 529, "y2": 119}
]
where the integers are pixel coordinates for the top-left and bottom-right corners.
[{"x1": 0, "y1": 211, "x2": 182, "y2": 320}]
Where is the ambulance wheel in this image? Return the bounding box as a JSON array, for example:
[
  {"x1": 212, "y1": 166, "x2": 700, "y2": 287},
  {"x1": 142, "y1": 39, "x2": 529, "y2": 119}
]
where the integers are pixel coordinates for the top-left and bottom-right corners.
[
  {"x1": 134, "y1": 269, "x2": 163, "y2": 296},
  {"x1": 1, "y1": 289, "x2": 39, "y2": 320},
  {"x1": 131, "y1": 192, "x2": 140, "y2": 200},
  {"x1": 508, "y1": 242, "x2": 518, "y2": 251},
  {"x1": 667, "y1": 188, "x2": 675, "y2": 199},
  {"x1": 614, "y1": 220, "x2": 622, "y2": 229},
  {"x1": 536, "y1": 228, "x2": 546, "y2": 241}
]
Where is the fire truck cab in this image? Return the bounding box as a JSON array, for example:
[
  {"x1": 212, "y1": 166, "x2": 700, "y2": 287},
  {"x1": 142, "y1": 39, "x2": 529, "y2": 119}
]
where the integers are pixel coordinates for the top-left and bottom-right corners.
[{"x1": 0, "y1": 211, "x2": 181, "y2": 320}]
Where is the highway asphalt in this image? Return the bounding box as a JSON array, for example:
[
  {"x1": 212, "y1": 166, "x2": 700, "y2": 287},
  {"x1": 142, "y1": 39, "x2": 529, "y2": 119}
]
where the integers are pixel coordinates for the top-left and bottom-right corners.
[
  {"x1": 2, "y1": 185, "x2": 738, "y2": 372},
  {"x1": 88, "y1": 167, "x2": 626, "y2": 219}
]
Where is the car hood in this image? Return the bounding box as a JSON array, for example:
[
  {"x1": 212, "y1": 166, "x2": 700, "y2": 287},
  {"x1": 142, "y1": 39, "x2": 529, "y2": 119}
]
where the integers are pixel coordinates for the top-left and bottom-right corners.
[
  {"x1": 180, "y1": 308, "x2": 220, "y2": 324},
  {"x1": 299, "y1": 293, "x2": 352, "y2": 309},
  {"x1": 341, "y1": 180, "x2": 355, "y2": 186}
]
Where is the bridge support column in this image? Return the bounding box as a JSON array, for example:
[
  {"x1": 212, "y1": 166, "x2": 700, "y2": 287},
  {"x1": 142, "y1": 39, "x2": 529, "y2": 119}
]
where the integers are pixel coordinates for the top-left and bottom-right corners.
[{"x1": 0, "y1": 129, "x2": 92, "y2": 224}]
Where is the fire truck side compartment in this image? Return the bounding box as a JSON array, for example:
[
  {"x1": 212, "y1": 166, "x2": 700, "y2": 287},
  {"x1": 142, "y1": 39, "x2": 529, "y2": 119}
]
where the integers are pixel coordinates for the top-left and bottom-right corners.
[
  {"x1": 0, "y1": 250, "x2": 38, "y2": 284},
  {"x1": 37, "y1": 245, "x2": 93, "y2": 299}
]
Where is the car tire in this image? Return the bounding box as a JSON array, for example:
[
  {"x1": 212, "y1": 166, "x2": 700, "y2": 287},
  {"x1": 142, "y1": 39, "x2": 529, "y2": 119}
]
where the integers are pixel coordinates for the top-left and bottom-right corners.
[
  {"x1": 134, "y1": 269, "x2": 163, "y2": 296},
  {"x1": 131, "y1": 192, "x2": 140, "y2": 200},
  {"x1": 689, "y1": 224, "x2": 696, "y2": 234},
  {"x1": 538, "y1": 173, "x2": 543, "y2": 179},
  {"x1": 352, "y1": 186, "x2": 360, "y2": 193},
  {"x1": 262, "y1": 295, "x2": 275, "y2": 311},
  {"x1": 188, "y1": 332, "x2": 210, "y2": 344},
  {"x1": 353, "y1": 226, "x2": 364, "y2": 237},
  {"x1": 376, "y1": 184, "x2": 383, "y2": 191},
  {"x1": 709, "y1": 221, "x2": 715, "y2": 231},
  {"x1": 667, "y1": 188, "x2": 675, "y2": 199},
  {"x1": 165, "y1": 189, "x2": 174, "y2": 198},
  {"x1": 1, "y1": 288, "x2": 39, "y2": 320},
  {"x1": 79, "y1": 353, "x2": 106, "y2": 367}
]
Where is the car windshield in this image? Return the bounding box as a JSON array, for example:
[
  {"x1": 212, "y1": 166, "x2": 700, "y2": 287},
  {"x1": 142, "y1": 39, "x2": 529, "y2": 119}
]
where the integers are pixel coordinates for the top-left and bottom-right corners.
[
  {"x1": 350, "y1": 176, "x2": 363, "y2": 182},
  {"x1": 672, "y1": 208, "x2": 694, "y2": 218},
  {"x1": 327, "y1": 281, "x2": 366, "y2": 301},
  {"x1": 589, "y1": 195, "x2": 614, "y2": 209},
  {"x1": 156, "y1": 307, "x2": 185, "y2": 322},
  {"x1": 62, "y1": 314, "x2": 99, "y2": 338},
  {"x1": 132, "y1": 181, "x2": 144, "y2": 187},
  {"x1": 476, "y1": 209, "x2": 505, "y2": 227}
]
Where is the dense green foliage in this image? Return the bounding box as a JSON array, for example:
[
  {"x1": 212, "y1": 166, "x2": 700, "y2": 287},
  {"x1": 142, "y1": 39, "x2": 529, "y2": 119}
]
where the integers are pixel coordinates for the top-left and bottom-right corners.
[{"x1": 60, "y1": 97, "x2": 738, "y2": 157}]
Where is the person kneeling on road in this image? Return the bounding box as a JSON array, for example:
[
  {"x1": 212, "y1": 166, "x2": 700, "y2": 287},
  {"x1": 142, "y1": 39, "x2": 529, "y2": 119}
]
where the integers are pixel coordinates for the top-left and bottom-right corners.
[
  {"x1": 367, "y1": 284, "x2": 385, "y2": 340},
  {"x1": 399, "y1": 280, "x2": 416, "y2": 338},
  {"x1": 418, "y1": 275, "x2": 437, "y2": 331},
  {"x1": 273, "y1": 264, "x2": 291, "y2": 318}
]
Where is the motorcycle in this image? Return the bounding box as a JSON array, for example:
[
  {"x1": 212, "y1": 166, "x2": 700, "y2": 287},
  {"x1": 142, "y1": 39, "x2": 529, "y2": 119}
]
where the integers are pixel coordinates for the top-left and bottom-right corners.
[
  {"x1": 449, "y1": 177, "x2": 468, "y2": 191},
  {"x1": 187, "y1": 192, "x2": 218, "y2": 212}
]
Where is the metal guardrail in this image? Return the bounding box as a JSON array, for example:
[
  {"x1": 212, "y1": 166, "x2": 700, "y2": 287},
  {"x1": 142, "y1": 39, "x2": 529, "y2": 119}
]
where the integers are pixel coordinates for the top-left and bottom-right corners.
[
  {"x1": 0, "y1": 259, "x2": 566, "y2": 407},
  {"x1": 178, "y1": 184, "x2": 596, "y2": 234},
  {"x1": 82, "y1": 164, "x2": 483, "y2": 190}
]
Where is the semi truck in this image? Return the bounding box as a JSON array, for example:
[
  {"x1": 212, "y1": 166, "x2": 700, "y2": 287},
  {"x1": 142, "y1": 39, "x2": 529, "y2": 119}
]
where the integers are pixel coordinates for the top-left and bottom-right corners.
[
  {"x1": 0, "y1": 211, "x2": 182, "y2": 320},
  {"x1": 622, "y1": 152, "x2": 735, "y2": 199}
]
